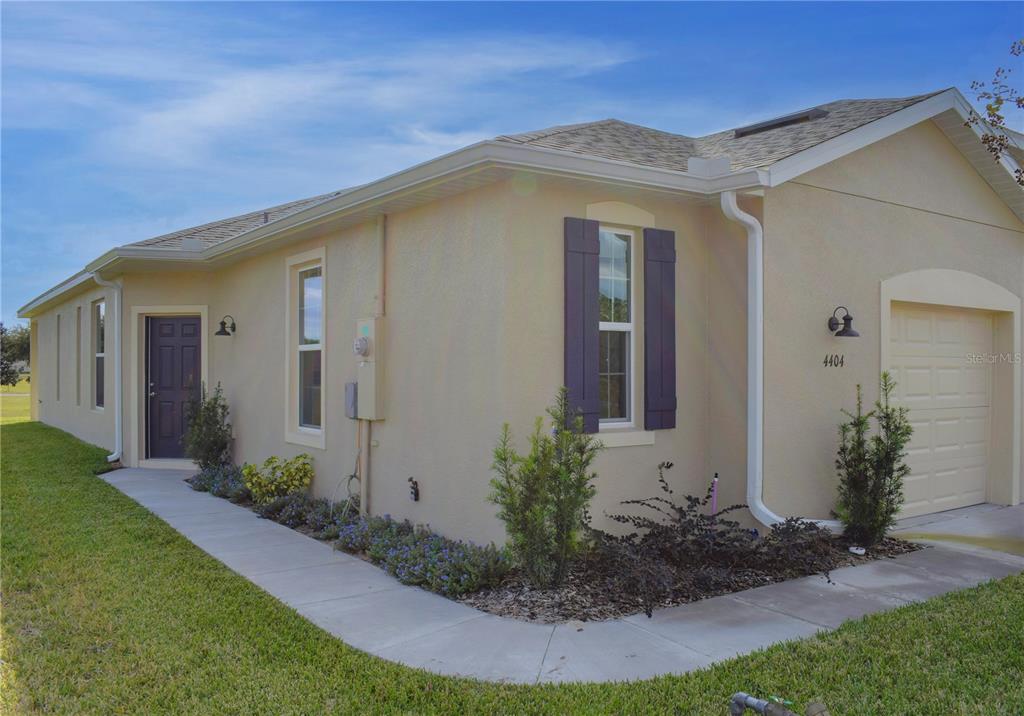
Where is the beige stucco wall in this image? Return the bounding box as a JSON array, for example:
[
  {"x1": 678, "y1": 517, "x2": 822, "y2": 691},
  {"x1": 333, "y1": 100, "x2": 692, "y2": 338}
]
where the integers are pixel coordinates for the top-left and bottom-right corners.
[
  {"x1": 27, "y1": 117, "x2": 1023, "y2": 544},
  {"x1": 762, "y1": 119, "x2": 1024, "y2": 521},
  {"x1": 26, "y1": 178, "x2": 744, "y2": 544},
  {"x1": 31, "y1": 285, "x2": 116, "y2": 451}
]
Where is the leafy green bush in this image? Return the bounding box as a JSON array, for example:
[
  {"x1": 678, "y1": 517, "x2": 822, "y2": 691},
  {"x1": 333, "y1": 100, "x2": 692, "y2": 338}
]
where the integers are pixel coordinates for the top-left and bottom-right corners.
[
  {"x1": 187, "y1": 464, "x2": 249, "y2": 502},
  {"x1": 242, "y1": 454, "x2": 314, "y2": 505},
  {"x1": 834, "y1": 372, "x2": 913, "y2": 546},
  {"x1": 489, "y1": 388, "x2": 601, "y2": 588},
  {"x1": 335, "y1": 515, "x2": 509, "y2": 597},
  {"x1": 183, "y1": 383, "x2": 233, "y2": 470}
]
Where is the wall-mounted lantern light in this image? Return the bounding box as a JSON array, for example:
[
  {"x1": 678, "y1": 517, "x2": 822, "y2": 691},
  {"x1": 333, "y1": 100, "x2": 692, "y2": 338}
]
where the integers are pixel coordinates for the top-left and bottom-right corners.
[
  {"x1": 828, "y1": 306, "x2": 859, "y2": 338},
  {"x1": 215, "y1": 315, "x2": 237, "y2": 337}
]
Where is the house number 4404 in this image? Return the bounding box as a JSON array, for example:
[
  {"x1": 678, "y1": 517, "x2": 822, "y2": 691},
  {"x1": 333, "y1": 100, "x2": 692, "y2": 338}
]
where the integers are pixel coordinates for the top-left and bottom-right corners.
[{"x1": 823, "y1": 353, "x2": 845, "y2": 368}]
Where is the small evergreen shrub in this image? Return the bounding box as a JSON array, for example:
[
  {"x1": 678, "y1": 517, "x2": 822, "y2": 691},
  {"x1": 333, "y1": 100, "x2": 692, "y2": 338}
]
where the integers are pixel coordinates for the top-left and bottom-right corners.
[
  {"x1": 489, "y1": 388, "x2": 601, "y2": 588},
  {"x1": 242, "y1": 454, "x2": 314, "y2": 505},
  {"x1": 834, "y1": 372, "x2": 913, "y2": 546},
  {"x1": 183, "y1": 383, "x2": 233, "y2": 470},
  {"x1": 334, "y1": 515, "x2": 509, "y2": 597}
]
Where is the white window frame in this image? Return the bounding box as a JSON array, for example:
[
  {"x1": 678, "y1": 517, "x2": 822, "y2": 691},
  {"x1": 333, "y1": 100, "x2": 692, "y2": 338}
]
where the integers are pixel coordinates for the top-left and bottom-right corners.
[
  {"x1": 93, "y1": 299, "x2": 105, "y2": 409},
  {"x1": 598, "y1": 225, "x2": 636, "y2": 428},
  {"x1": 285, "y1": 247, "x2": 327, "y2": 449}
]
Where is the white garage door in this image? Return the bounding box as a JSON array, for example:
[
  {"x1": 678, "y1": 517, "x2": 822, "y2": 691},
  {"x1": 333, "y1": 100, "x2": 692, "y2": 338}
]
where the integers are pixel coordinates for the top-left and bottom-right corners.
[{"x1": 889, "y1": 303, "x2": 992, "y2": 518}]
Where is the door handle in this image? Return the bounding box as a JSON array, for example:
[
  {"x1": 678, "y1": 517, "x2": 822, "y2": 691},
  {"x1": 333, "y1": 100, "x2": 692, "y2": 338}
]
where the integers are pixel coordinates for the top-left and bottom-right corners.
[{"x1": 149, "y1": 391, "x2": 157, "y2": 398}]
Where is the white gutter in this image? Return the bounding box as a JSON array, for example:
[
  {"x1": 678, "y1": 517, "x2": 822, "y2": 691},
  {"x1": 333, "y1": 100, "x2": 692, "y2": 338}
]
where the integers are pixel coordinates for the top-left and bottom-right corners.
[
  {"x1": 720, "y1": 191, "x2": 841, "y2": 531},
  {"x1": 92, "y1": 274, "x2": 123, "y2": 464},
  {"x1": 720, "y1": 191, "x2": 781, "y2": 528}
]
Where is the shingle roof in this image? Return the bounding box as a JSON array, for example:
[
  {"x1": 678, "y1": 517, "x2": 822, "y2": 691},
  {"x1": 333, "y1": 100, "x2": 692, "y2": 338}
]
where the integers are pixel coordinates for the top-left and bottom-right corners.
[
  {"x1": 127, "y1": 190, "x2": 348, "y2": 249},
  {"x1": 497, "y1": 91, "x2": 944, "y2": 172},
  {"x1": 127, "y1": 91, "x2": 944, "y2": 250}
]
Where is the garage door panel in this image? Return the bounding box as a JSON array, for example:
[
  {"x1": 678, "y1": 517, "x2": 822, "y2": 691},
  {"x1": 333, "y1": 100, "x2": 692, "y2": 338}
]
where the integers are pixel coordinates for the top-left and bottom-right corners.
[
  {"x1": 889, "y1": 357, "x2": 990, "y2": 411},
  {"x1": 890, "y1": 303, "x2": 992, "y2": 519}
]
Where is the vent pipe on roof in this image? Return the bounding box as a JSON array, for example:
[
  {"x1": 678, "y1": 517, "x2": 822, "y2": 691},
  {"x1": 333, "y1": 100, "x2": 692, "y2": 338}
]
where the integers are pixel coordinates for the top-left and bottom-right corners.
[
  {"x1": 719, "y1": 191, "x2": 841, "y2": 532},
  {"x1": 92, "y1": 274, "x2": 123, "y2": 464}
]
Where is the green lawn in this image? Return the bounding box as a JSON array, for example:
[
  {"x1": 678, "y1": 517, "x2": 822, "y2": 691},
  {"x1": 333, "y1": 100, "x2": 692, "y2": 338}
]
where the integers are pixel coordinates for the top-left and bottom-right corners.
[
  {"x1": 2, "y1": 419, "x2": 1023, "y2": 715},
  {"x1": 1, "y1": 373, "x2": 31, "y2": 393},
  {"x1": 0, "y1": 393, "x2": 30, "y2": 424}
]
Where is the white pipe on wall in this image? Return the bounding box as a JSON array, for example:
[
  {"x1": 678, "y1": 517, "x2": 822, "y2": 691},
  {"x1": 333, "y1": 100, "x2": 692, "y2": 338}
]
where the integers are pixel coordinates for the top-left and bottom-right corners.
[
  {"x1": 719, "y1": 192, "x2": 842, "y2": 531},
  {"x1": 92, "y1": 274, "x2": 123, "y2": 464}
]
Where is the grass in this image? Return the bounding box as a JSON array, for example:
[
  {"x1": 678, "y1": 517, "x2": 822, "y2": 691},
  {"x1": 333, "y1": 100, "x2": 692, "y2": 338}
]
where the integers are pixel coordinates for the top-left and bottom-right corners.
[
  {"x1": 0, "y1": 373, "x2": 31, "y2": 393},
  {"x1": 2, "y1": 419, "x2": 1023, "y2": 715},
  {"x1": 0, "y1": 392, "x2": 30, "y2": 424}
]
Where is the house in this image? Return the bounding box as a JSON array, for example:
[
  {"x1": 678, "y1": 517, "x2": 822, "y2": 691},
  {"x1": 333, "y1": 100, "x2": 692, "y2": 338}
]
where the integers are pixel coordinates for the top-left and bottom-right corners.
[{"x1": 18, "y1": 88, "x2": 1024, "y2": 544}]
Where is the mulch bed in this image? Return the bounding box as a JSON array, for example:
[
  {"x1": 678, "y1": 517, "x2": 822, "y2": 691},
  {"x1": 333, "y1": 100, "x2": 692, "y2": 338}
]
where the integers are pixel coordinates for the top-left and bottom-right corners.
[{"x1": 460, "y1": 536, "x2": 920, "y2": 624}]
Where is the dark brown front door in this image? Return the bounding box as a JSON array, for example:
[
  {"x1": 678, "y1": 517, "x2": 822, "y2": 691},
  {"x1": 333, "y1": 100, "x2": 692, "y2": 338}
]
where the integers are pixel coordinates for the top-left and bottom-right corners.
[{"x1": 146, "y1": 316, "x2": 201, "y2": 459}]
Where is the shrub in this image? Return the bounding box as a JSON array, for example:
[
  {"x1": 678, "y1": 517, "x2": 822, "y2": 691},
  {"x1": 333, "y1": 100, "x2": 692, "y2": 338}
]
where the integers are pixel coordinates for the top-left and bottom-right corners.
[
  {"x1": 335, "y1": 515, "x2": 509, "y2": 597},
  {"x1": 489, "y1": 388, "x2": 601, "y2": 588},
  {"x1": 183, "y1": 383, "x2": 233, "y2": 470},
  {"x1": 834, "y1": 372, "x2": 913, "y2": 546},
  {"x1": 242, "y1": 453, "x2": 314, "y2": 505},
  {"x1": 600, "y1": 464, "x2": 839, "y2": 616},
  {"x1": 606, "y1": 461, "x2": 756, "y2": 569},
  {"x1": 760, "y1": 517, "x2": 835, "y2": 576},
  {"x1": 186, "y1": 464, "x2": 249, "y2": 502}
]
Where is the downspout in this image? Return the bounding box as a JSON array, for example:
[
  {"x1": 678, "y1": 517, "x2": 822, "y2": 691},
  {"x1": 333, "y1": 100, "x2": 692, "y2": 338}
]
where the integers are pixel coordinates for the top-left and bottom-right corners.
[
  {"x1": 92, "y1": 274, "x2": 123, "y2": 464},
  {"x1": 720, "y1": 191, "x2": 841, "y2": 531}
]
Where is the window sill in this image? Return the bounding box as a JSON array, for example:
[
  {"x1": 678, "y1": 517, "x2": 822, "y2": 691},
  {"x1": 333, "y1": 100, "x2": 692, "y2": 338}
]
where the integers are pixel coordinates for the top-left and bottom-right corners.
[
  {"x1": 286, "y1": 429, "x2": 326, "y2": 450},
  {"x1": 597, "y1": 428, "x2": 655, "y2": 448}
]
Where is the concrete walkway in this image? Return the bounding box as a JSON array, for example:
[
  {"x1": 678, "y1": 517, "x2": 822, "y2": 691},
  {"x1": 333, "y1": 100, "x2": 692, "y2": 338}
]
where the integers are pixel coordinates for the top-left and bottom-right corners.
[{"x1": 102, "y1": 468, "x2": 1024, "y2": 684}]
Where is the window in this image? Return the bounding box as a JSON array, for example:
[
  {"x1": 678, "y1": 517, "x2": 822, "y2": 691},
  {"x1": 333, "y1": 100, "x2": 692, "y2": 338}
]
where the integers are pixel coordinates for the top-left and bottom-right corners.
[
  {"x1": 598, "y1": 227, "x2": 633, "y2": 423},
  {"x1": 298, "y1": 267, "x2": 322, "y2": 428},
  {"x1": 286, "y1": 248, "x2": 326, "y2": 448},
  {"x1": 94, "y1": 301, "x2": 105, "y2": 408}
]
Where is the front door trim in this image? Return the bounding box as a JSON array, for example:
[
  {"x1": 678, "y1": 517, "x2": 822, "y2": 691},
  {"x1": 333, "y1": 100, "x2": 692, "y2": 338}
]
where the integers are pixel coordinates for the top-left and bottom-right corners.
[{"x1": 129, "y1": 305, "x2": 208, "y2": 468}]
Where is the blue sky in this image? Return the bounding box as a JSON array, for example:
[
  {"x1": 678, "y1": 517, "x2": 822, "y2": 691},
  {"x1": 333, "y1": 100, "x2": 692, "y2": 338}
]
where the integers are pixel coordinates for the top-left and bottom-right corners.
[{"x1": 2, "y1": 2, "x2": 1022, "y2": 325}]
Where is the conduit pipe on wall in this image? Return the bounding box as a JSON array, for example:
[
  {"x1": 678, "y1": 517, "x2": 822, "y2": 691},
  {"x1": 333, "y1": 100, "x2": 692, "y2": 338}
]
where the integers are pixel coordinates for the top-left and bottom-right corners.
[
  {"x1": 719, "y1": 191, "x2": 841, "y2": 531},
  {"x1": 360, "y1": 213, "x2": 387, "y2": 516},
  {"x1": 92, "y1": 274, "x2": 123, "y2": 464}
]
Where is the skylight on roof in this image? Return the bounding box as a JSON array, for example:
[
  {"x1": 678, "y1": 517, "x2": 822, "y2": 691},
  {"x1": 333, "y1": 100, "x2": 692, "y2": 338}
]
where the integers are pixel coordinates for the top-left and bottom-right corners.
[{"x1": 733, "y1": 108, "x2": 829, "y2": 138}]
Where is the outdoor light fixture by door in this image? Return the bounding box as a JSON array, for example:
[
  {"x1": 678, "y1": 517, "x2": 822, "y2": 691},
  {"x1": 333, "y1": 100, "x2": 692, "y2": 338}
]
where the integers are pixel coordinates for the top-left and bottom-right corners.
[
  {"x1": 215, "y1": 315, "x2": 236, "y2": 336},
  {"x1": 828, "y1": 306, "x2": 859, "y2": 337}
]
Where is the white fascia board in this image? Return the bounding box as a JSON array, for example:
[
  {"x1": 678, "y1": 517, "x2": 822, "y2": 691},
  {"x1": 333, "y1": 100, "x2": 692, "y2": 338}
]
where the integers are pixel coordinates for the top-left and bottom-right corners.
[
  {"x1": 199, "y1": 141, "x2": 768, "y2": 262},
  {"x1": 766, "y1": 88, "x2": 1022, "y2": 188},
  {"x1": 17, "y1": 270, "x2": 96, "y2": 318},
  {"x1": 22, "y1": 141, "x2": 770, "y2": 313}
]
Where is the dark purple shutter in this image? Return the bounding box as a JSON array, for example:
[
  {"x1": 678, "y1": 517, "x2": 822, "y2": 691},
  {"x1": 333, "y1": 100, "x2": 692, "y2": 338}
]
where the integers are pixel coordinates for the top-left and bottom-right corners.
[
  {"x1": 644, "y1": 228, "x2": 676, "y2": 430},
  {"x1": 564, "y1": 217, "x2": 600, "y2": 433}
]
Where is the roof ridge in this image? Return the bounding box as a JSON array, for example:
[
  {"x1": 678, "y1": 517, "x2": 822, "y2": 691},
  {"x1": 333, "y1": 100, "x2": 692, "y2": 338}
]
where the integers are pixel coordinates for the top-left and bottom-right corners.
[
  {"x1": 132, "y1": 189, "x2": 345, "y2": 246},
  {"x1": 497, "y1": 118, "x2": 621, "y2": 144}
]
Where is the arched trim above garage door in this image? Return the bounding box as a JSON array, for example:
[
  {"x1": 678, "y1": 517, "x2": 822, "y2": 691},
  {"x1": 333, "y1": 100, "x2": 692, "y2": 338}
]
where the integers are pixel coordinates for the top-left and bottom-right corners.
[{"x1": 880, "y1": 269, "x2": 1021, "y2": 508}]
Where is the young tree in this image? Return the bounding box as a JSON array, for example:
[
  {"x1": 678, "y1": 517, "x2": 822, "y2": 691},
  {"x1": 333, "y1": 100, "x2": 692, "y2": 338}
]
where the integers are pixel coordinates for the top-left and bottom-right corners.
[
  {"x1": 967, "y1": 39, "x2": 1024, "y2": 186},
  {"x1": 0, "y1": 324, "x2": 23, "y2": 387},
  {"x1": 489, "y1": 388, "x2": 602, "y2": 587},
  {"x1": 834, "y1": 373, "x2": 913, "y2": 546}
]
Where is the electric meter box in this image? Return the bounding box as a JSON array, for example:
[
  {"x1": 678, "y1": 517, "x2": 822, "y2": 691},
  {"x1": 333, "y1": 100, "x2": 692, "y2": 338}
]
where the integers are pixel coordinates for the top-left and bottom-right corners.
[{"x1": 355, "y1": 318, "x2": 382, "y2": 420}]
